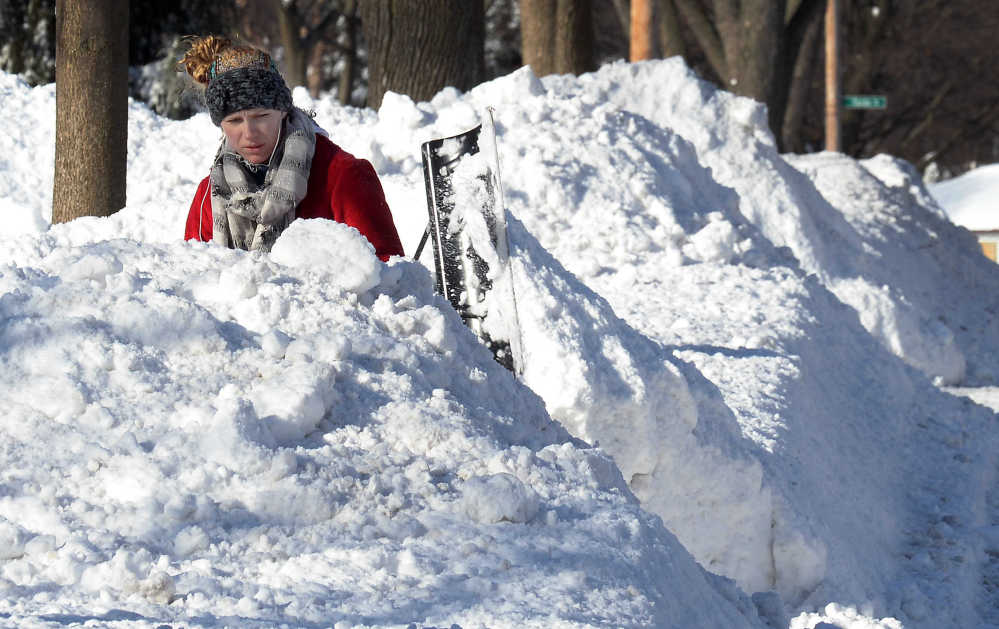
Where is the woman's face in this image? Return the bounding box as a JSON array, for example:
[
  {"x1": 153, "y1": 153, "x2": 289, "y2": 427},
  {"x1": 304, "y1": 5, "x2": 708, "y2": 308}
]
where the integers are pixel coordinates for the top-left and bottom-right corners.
[{"x1": 220, "y1": 108, "x2": 286, "y2": 164}]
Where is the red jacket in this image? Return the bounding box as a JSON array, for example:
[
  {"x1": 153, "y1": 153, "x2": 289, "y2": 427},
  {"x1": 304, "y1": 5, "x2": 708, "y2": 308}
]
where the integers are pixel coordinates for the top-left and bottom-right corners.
[{"x1": 185, "y1": 134, "x2": 405, "y2": 261}]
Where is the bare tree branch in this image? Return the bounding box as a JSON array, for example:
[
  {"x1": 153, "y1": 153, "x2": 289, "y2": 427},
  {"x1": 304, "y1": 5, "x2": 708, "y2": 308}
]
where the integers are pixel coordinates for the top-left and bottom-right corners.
[
  {"x1": 899, "y1": 79, "x2": 954, "y2": 148},
  {"x1": 655, "y1": 0, "x2": 685, "y2": 58},
  {"x1": 303, "y1": 5, "x2": 340, "y2": 48},
  {"x1": 673, "y1": 0, "x2": 727, "y2": 80},
  {"x1": 610, "y1": 0, "x2": 630, "y2": 35},
  {"x1": 919, "y1": 105, "x2": 999, "y2": 169}
]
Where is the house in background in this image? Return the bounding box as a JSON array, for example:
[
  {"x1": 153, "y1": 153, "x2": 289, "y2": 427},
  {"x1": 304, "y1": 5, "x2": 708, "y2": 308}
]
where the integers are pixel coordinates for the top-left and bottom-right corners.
[
  {"x1": 975, "y1": 231, "x2": 999, "y2": 262},
  {"x1": 929, "y1": 164, "x2": 999, "y2": 262}
]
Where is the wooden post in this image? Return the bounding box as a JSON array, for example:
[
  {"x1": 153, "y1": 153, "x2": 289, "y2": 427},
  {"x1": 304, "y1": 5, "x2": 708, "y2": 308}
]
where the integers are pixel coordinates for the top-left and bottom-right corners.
[
  {"x1": 630, "y1": 0, "x2": 653, "y2": 61},
  {"x1": 824, "y1": 0, "x2": 840, "y2": 152}
]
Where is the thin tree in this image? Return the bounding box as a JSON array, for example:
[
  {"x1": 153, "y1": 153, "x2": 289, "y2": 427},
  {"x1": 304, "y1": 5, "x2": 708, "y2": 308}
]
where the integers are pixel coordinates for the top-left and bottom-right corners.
[
  {"x1": 360, "y1": 0, "x2": 485, "y2": 109},
  {"x1": 670, "y1": 0, "x2": 825, "y2": 151},
  {"x1": 520, "y1": 0, "x2": 595, "y2": 77},
  {"x1": 52, "y1": 0, "x2": 128, "y2": 223},
  {"x1": 273, "y1": 0, "x2": 340, "y2": 90},
  {"x1": 336, "y1": 0, "x2": 359, "y2": 104},
  {"x1": 654, "y1": 0, "x2": 685, "y2": 59}
]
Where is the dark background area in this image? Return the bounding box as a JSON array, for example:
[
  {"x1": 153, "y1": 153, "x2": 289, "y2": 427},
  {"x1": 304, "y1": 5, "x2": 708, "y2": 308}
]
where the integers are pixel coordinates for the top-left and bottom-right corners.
[{"x1": 2, "y1": 0, "x2": 995, "y2": 180}]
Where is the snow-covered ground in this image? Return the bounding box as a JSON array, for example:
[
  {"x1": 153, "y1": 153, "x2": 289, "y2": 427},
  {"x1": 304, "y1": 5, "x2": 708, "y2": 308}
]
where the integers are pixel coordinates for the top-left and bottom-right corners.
[{"x1": 2, "y1": 59, "x2": 999, "y2": 628}]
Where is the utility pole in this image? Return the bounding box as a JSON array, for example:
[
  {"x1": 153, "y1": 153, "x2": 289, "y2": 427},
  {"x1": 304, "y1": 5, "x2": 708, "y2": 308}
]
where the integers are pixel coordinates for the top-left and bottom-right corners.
[
  {"x1": 630, "y1": 0, "x2": 653, "y2": 61},
  {"x1": 824, "y1": 0, "x2": 840, "y2": 152}
]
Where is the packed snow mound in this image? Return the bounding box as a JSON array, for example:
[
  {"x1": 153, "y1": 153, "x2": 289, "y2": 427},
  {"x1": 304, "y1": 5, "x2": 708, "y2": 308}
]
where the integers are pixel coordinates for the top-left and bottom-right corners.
[
  {"x1": 788, "y1": 153, "x2": 999, "y2": 384},
  {"x1": 4, "y1": 58, "x2": 999, "y2": 628},
  {"x1": 341, "y1": 64, "x2": 999, "y2": 625},
  {"x1": 543, "y1": 59, "x2": 999, "y2": 386},
  {"x1": 327, "y1": 77, "x2": 801, "y2": 598},
  {"x1": 0, "y1": 221, "x2": 770, "y2": 627},
  {"x1": 0, "y1": 72, "x2": 56, "y2": 235},
  {"x1": 930, "y1": 163, "x2": 999, "y2": 232}
]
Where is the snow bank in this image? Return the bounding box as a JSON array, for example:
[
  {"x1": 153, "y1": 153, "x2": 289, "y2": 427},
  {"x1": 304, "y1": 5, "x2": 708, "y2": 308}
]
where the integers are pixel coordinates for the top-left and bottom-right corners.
[
  {"x1": 546, "y1": 60, "x2": 999, "y2": 387},
  {"x1": 300, "y1": 64, "x2": 999, "y2": 625},
  {"x1": 340, "y1": 64, "x2": 998, "y2": 624},
  {"x1": 788, "y1": 153, "x2": 999, "y2": 385},
  {"x1": 3, "y1": 57, "x2": 999, "y2": 629},
  {"x1": 0, "y1": 218, "x2": 768, "y2": 627},
  {"x1": 0, "y1": 73, "x2": 56, "y2": 235},
  {"x1": 488, "y1": 65, "x2": 998, "y2": 622}
]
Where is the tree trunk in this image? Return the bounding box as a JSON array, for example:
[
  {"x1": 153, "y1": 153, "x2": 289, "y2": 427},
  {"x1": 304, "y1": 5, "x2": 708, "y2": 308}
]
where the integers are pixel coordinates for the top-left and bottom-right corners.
[
  {"x1": 306, "y1": 41, "x2": 325, "y2": 98},
  {"x1": 672, "y1": 0, "x2": 728, "y2": 81},
  {"x1": 520, "y1": 0, "x2": 595, "y2": 77},
  {"x1": 654, "y1": 0, "x2": 685, "y2": 59},
  {"x1": 361, "y1": 0, "x2": 485, "y2": 109},
  {"x1": 338, "y1": 0, "x2": 358, "y2": 105},
  {"x1": 780, "y1": 9, "x2": 822, "y2": 152},
  {"x1": 53, "y1": 0, "x2": 127, "y2": 223},
  {"x1": 775, "y1": 0, "x2": 825, "y2": 151},
  {"x1": 713, "y1": 0, "x2": 782, "y2": 104},
  {"x1": 27, "y1": 0, "x2": 53, "y2": 79},
  {"x1": 674, "y1": 0, "x2": 831, "y2": 151},
  {"x1": 695, "y1": 0, "x2": 783, "y2": 138},
  {"x1": 609, "y1": 0, "x2": 629, "y2": 36},
  {"x1": 277, "y1": 3, "x2": 308, "y2": 89}
]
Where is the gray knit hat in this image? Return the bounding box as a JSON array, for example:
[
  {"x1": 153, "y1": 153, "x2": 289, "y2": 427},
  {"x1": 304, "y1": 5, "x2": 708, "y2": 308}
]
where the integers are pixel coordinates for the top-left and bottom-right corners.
[{"x1": 205, "y1": 48, "x2": 293, "y2": 126}]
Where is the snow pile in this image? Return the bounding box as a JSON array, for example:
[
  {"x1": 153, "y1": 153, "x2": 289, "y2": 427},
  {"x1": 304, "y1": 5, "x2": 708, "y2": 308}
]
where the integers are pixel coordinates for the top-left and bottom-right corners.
[
  {"x1": 788, "y1": 153, "x2": 999, "y2": 384},
  {"x1": 541, "y1": 60, "x2": 999, "y2": 386},
  {"x1": 309, "y1": 64, "x2": 999, "y2": 624},
  {"x1": 0, "y1": 73, "x2": 56, "y2": 235},
  {"x1": 3, "y1": 57, "x2": 999, "y2": 629},
  {"x1": 0, "y1": 218, "x2": 767, "y2": 627}
]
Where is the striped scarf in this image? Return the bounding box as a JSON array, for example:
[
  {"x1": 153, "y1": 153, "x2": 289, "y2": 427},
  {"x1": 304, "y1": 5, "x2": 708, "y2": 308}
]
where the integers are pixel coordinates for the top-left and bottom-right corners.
[{"x1": 210, "y1": 107, "x2": 316, "y2": 251}]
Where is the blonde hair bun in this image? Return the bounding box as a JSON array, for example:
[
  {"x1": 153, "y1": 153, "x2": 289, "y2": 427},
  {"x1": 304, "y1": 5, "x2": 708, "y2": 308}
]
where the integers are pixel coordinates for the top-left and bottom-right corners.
[{"x1": 179, "y1": 35, "x2": 233, "y2": 85}]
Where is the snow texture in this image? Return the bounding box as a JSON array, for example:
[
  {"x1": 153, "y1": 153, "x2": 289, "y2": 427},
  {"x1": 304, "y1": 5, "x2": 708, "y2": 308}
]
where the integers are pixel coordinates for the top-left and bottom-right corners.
[{"x1": 2, "y1": 58, "x2": 999, "y2": 628}]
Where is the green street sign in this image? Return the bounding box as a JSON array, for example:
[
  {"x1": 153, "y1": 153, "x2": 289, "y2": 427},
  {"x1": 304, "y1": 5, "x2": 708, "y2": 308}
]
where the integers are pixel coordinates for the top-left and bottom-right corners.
[{"x1": 843, "y1": 95, "x2": 887, "y2": 109}]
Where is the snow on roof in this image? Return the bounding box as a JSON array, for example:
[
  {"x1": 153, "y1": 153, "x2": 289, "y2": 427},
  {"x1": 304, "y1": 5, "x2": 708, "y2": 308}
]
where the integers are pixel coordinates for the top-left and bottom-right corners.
[{"x1": 929, "y1": 162, "x2": 999, "y2": 232}]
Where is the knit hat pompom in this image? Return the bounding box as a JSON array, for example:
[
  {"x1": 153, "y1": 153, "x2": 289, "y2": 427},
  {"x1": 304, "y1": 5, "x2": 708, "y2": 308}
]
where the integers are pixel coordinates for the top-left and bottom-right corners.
[{"x1": 180, "y1": 35, "x2": 293, "y2": 126}]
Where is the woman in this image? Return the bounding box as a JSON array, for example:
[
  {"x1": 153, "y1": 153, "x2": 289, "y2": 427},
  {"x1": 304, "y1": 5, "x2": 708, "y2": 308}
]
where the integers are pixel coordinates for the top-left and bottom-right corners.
[{"x1": 181, "y1": 36, "x2": 404, "y2": 261}]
